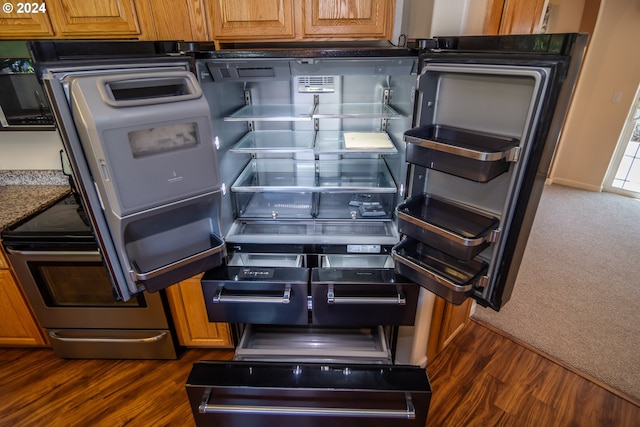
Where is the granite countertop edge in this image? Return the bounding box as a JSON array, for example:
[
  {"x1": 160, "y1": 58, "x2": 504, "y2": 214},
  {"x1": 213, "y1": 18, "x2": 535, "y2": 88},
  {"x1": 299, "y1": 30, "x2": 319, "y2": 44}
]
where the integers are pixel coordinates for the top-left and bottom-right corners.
[{"x1": 0, "y1": 170, "x2": 72, "y2": 233}]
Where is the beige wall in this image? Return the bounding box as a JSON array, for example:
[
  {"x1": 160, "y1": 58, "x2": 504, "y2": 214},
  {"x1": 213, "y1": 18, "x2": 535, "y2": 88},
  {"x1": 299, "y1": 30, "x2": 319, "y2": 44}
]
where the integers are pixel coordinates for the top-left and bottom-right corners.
[{"x1": 549, "y1": 0, "x2": 640, "y2": 191}]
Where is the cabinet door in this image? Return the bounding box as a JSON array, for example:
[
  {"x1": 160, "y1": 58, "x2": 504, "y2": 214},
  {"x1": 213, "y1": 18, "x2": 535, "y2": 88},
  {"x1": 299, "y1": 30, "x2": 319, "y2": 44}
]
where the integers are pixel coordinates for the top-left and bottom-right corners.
[
  {"x1": 0, "y1": 2, "x2": 55, "y2": 38},
  {"x1": 427, "y1": 297, "x2": 472, "y2": 363},
  {"x1": 48, "y1": 0, "x2": 140, "y2": 37},
  {"x1": 165, "y1": 274, "x2": 233, "y2": 348},
  {"x1": 208, "y1": 0, "x2": 295, "y2": 40},
  {"x1": 302, "y1": 0, "x2": 393, "y2": 39},
  {"x1": 136, "y1": 0, "x2": 209, "y2": 41},
  {"x1": 0, "y1": 269, "x2": 47, "y2": 347},
  {"x1": 483, "y1": 0, "x2": 546, "y2": 35}
]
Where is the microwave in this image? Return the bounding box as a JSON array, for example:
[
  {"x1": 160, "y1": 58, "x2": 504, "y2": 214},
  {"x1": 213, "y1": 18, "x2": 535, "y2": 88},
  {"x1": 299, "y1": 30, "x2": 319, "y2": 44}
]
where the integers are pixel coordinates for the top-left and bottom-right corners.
[{"x1": 0, "y1": 41, "x2": 55, "y2": 130}]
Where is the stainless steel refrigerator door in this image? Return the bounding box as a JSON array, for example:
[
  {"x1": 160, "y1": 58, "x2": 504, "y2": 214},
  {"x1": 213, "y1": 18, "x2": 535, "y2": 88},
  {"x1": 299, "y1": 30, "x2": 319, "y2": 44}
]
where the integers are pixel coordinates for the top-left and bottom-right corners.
[
  {"x1": 32, "y1": 42, "x2": 225, "y2": 301},
  {"x1": 395, "y1": 34, "x2": 588, "y2": 310}
]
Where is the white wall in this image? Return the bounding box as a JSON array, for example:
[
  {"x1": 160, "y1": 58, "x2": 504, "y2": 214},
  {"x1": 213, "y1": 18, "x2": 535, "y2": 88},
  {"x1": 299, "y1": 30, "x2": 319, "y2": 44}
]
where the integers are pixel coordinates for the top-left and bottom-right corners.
[
  {"x1": 402, "y1": 0, "x2": 488, "y2": 39},
  {"x1": 0, "y1": 131, "x2": 64, "y2": 170}
]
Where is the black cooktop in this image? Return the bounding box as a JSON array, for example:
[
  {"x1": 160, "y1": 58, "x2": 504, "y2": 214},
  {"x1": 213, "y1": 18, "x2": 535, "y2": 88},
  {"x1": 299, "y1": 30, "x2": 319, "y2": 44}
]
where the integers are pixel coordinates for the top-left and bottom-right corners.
[{"x1": 1, "y1": 194, "x2": 96, "y2": 247}]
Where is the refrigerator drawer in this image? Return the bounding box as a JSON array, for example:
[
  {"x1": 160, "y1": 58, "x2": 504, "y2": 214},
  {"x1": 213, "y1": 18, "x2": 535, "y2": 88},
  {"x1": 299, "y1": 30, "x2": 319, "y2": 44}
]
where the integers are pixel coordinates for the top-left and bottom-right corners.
[
  {"x1": 234, "y1": 325, "x2": 391, "y2": 363},
  {"x1": 311, "y1": 267, "x2": 418, "y2": 326},
  {"x1": 404, "y1": 125, "x2": 519, "y2": 182},
  {"x1": 186, "y1": 361, "x2": 431, "y2": 427},
  {"x1": 396, "y1": 194, "x2": 499, "y2": 260},
  {"x1": 392, "y1": 239, "x2": 488, "y2": 305},
  {"x1": 201, "y1": 266, "x2": 309, "y2": 325}
]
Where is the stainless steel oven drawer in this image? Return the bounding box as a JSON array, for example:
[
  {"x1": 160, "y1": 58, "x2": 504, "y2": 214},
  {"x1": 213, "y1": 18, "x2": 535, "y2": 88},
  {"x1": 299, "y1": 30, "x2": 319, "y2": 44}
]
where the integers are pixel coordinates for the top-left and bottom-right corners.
[
  {"x1": 201, "y1": 266, "x2": 309, "y2": 325},
  {"x1": 311, "y1": 267, "x2": 418, "y2": 326},
  {"x1": 47, "y1": 329, "x2": 177, "y2": 359},
  {"x1": 186, "y1": 361, "x2": 431, "y2": 427}
]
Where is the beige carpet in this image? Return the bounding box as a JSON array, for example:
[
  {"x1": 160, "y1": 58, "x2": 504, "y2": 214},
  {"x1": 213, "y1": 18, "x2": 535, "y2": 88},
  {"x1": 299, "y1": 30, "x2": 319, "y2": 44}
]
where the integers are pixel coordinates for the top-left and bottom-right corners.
[{"x1": 473, "y1": 184, "x2": 640, "y2": 402}]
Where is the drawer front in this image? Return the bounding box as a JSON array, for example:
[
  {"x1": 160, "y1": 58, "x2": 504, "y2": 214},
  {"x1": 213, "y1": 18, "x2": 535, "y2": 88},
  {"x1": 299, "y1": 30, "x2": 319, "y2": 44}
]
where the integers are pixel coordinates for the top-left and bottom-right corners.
[
  {"x1": 201, "y1": 266, "x2": 309, "y2": 325},
  {"x1": 311, "y1": 268, "x2": 419, "y2": 326},
  {"x1": 186, "y1": 361, "x2": 431, "y2": 427}
]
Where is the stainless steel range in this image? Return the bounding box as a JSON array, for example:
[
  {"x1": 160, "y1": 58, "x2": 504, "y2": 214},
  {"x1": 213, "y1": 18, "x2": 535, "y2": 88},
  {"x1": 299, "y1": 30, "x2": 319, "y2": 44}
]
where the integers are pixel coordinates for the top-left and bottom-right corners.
[
  {"x1": 29, "y1": 34, "x2": 587, "y2": 425},
  {"x1": 1, "y1": 194, "x2": 179, "y2": 359}
]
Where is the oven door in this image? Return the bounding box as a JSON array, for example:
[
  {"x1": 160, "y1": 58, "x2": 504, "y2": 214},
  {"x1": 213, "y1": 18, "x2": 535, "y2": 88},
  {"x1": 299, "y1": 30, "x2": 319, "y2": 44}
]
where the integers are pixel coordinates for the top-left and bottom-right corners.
[
  {"x1": 186, "y1": 361, "x2": 431, "y2": 427},
  {"x1": 4, "y1": 248, "x2": 169, "y2": 330}
]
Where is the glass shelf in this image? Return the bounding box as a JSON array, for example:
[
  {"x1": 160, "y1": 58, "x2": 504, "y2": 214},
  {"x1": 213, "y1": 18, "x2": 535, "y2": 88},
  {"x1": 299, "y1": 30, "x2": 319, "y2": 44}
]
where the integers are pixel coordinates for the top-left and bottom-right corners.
[
  {"x1": 315, "y1": 131, "x2": 397, "y2": 155},
  {"x1": 230, "y1": 130, "x2": 316, "y2": 153},
  {"x1": 231, "y1": 159, "x2": 397, "y2": 193},
  {"x1": 224, "y1": 104, "x2": 315, "y2": 122},
  {"x1": 313, "y1": 103, "x2": 403, "y2": 119}
]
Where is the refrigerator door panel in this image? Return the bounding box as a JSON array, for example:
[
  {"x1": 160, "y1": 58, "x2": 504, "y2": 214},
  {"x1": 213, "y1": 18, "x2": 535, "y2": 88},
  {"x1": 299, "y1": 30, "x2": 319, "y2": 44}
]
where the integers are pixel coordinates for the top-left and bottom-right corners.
[
  {"x1": 30, "y1": 41, "x2": 225, "y2": 301},
  {"x1": 399, "y1": 33, "x2": 587, "y2": 309}
]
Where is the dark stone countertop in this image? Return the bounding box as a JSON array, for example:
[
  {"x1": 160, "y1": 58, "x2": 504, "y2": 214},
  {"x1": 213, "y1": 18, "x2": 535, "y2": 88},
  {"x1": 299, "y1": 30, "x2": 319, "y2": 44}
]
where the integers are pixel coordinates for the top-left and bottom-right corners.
[{"x1": 0, "y1": 185, "x2": 71, "y2": 233}]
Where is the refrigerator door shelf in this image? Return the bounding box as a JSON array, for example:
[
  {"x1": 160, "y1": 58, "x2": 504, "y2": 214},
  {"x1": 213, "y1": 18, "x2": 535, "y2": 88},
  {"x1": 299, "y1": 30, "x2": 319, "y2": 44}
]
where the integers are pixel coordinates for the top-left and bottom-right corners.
[
  {"x1": 392, "y1": 239, "x2": 488, "y2": 305},
  {"x1": 396, "y1": 193, "x2": 500, "y2": 260},
  {"x1": 404, "y1": 125, "x2": 520, "y2": 182}
]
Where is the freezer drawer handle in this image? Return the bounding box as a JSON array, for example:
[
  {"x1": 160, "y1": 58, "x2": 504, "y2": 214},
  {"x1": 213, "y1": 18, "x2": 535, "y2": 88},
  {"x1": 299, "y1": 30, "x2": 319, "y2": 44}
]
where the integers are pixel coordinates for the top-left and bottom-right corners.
[
  {"x1": 48, "y1": 331, "x2": 167, "y2": 343},
  {"x1": 326, "y1": 284, "x2": 406, "y2": 305},
  {"x1": 199, "y1": 388, "x2": 415, "y2": 419},
  {"x1": 213, "y1": 285, "x2": 291, "y2": 304}
]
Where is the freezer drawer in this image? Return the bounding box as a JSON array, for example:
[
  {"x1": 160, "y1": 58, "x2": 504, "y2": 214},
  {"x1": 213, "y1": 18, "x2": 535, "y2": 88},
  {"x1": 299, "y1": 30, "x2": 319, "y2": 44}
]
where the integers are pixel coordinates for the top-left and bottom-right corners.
[
  {"x1": 392, "y1": 238, "x2": 488, "y2": 305},
  {"x1": 404, "y1": 125, "x2": 519, "y2": 182},
  {"x1": 311, "y1": 267, "x2": 418, "y2": 326},
  {"x1": 201, "y1": 266, "x2": 309, "y2": 325},
  {"x1": 234, "y1": 325, "x2": 392, "y2": 363},
  {"x1": 186, "y1": 361, "x2": 431, "y2": 427},
  {"x1": 396, "y1": 194, "x2": 499, "y2": 260}
]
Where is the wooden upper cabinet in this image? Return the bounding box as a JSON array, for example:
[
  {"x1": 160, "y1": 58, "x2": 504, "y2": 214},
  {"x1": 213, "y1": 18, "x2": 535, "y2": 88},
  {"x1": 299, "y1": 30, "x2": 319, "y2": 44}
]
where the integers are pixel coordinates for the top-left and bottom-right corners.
[
  {"x1": 48, "y1": 0, "x2": 140, "y2": 37},
  {"x1": 0, "y1": 2, "x2": 55, "y2": 38},
  {"x1": 136, "y1": 0, "x2": 209, "y2": 40},
  {"x1": 208, "y1": 0, "x2": 295, "y2": 40},
  {"x1": 483, "y1": 0, "x2": 546, "y2": 35},
  {"x1": 302, "y1": 0, "x2": 393, "y2": 39}
]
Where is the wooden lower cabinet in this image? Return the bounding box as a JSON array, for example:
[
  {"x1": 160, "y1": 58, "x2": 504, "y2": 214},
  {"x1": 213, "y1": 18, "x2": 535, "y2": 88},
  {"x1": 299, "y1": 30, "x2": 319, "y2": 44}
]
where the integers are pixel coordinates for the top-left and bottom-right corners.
[
  {"x1": 166, "y1": 274, "x2": 233, "y2": 348},
  {"x1": 427, "y1": 296, "x2": 472, "y2": 364},
  {"x1": 0, "y1": 246, "x2": 47, "y2": 347}
]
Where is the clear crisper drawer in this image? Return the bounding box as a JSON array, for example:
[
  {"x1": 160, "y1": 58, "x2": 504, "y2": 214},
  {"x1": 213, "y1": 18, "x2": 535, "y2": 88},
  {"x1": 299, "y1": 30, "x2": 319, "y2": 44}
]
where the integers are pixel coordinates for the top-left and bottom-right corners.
[
  {"x1": 228, "y1": 253, "x2": 304, "y2": 268},
  {"x1": 234, "y1": 193, "x2": 314, "y2": 219},
  {"x1": 316, "y1": 193, "x2": 395, "y2": 220},
  {"x1": 232, "y1": 160, "x2": 316, "y2": 191}
]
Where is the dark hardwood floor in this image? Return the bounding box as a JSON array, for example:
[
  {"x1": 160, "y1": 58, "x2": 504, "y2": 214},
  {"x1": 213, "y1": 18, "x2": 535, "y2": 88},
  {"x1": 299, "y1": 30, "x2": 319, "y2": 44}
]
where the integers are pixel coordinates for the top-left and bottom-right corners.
[{"x1": 1, "y1": 320, "x2": 638, "y2": 426}]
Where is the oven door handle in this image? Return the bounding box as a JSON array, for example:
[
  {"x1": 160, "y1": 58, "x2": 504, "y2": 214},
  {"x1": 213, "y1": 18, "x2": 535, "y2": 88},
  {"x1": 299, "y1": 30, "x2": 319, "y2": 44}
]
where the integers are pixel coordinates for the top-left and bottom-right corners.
[
  {"x1": 48, "y1": 331, "x2": 168, "y2": 343},
  {"x1": 199, "y1": 388, "x2": 415, "y2": 419},
  {"x1": 326, "y1": 284, "x2": 406, "y2": 305},
  {"x1": 5, "y1": 248, "x2": 101, "y2": 258},
  {"x1": 212, "y1": 285, "x2": 291, "y2": 304}
]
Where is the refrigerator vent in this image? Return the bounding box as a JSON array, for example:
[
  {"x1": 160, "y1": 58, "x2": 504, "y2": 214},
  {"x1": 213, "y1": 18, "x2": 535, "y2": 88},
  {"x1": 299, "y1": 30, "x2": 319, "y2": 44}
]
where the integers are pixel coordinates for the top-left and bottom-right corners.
[{"x1": 298, "y1": 76, "x2": 335, "y2": 93}]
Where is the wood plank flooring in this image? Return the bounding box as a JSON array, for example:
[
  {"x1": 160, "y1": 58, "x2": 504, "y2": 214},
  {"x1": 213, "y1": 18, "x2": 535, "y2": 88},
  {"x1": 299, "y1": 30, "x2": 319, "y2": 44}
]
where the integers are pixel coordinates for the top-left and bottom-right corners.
[{"x1": 0, "y1": 320, "x2": 638, "y2": 426}]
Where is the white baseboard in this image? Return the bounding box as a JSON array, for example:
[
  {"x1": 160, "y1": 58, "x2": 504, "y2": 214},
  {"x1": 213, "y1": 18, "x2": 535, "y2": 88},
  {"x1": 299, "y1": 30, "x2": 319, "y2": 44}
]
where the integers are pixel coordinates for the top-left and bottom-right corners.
[{"x1": 546, "y1": 177, "x2": 603, "y2": 192}]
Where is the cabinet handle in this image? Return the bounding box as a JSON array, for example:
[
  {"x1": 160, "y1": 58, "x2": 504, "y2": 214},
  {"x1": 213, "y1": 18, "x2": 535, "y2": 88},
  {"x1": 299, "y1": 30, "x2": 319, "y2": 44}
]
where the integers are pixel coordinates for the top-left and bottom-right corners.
[
  {"x1": 213, "y1": 285, "x2": 291, "y2": 304},
  {"x1": 199, "y1": 388, "x2": 415, "y2": 419}
]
